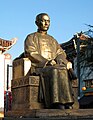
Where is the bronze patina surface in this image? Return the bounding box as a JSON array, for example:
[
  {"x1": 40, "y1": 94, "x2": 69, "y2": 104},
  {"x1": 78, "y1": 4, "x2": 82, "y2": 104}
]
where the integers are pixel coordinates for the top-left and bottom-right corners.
[
  {"x1": 6, "y1": 13, "x2": 79, "y2": 119},
  {"x1": 24, "y1": 13, "x2": 76, "y2": 109}
]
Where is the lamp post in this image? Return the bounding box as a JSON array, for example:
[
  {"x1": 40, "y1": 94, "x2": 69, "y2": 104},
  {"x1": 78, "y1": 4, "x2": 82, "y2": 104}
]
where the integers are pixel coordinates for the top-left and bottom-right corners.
[
  {"x1": 76, "y1": 39, "x2": 80, "y2": 97},
  {"x1": 6, "y1": 64, "x2": 12, "y2": 112}
]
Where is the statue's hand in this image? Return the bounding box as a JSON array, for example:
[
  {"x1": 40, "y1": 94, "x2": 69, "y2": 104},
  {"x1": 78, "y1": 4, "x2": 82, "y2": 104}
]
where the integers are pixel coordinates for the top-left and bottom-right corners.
[
  {"x1": 67, "y1": 62, "x2": 72, "y2": 70},
  {"x1": 46, "y1": 60, "x2": 56, "y2": 66}
]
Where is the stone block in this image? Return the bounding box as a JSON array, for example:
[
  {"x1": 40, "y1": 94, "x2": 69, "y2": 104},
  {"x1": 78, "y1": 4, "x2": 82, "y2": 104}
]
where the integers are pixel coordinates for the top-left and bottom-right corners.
[
  {"x1": 11, "y1": 76, "x2": 44, "y2": 110},
  {"x1": 13, "y1": 58, "x2": 31, "y2": 79},
  {"x1": 72, "y1": 79, "x2": 79, "y2": 109}
]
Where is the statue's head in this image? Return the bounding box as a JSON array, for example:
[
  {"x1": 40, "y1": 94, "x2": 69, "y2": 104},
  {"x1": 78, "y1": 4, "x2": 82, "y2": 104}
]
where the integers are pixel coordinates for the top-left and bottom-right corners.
[{"x1": 35, "y1": 13, "x2": 50, "y2": 32}]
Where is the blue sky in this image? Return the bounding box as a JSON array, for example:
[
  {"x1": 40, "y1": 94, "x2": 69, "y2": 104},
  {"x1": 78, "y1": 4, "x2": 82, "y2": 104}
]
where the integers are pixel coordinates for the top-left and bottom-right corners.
[{"x1": 0, "y1": 0, "x2": 93, "y2": 60}]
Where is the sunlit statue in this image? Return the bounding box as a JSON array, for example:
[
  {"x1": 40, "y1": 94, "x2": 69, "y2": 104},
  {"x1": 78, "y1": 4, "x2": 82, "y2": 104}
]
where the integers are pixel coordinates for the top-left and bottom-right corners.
[{"x1": 24, "y1": 13, "x2": 74, "y2": 109}]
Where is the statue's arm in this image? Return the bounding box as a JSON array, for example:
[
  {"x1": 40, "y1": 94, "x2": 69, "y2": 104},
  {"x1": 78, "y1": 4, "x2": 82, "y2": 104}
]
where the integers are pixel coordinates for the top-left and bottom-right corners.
[
  {"x1": 54, "y1": 43, "x2": 68, "y2": 66},
  {"x1": 55, "y1": 44, "x2": 74, "y2": 70}
]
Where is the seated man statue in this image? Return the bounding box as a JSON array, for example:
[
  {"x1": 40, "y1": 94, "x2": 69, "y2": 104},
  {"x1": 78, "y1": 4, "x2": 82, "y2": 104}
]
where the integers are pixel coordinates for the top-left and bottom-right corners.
[{"x1": 24, "y1": 13, "x2": 74, "y2": 109}]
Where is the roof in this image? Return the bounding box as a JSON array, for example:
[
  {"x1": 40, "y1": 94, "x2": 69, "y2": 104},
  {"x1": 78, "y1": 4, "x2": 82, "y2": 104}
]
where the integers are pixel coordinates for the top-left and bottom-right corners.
[
  {"x1": 0, "y1": 38, "x2": 17, "y2": 53},
  {"x1": 60, "y1": 31, "x2": 93, "y2": 61}
]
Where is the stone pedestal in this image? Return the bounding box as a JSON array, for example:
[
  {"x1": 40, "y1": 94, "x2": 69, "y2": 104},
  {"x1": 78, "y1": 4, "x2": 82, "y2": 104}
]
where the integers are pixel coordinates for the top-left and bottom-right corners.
[
  {"x1": 11, "y1": 76, "x2": 44, "y2": 110},
  {"x1": 11, "y1": 58, "x2": 44, "y2": 110},
  {"x1": 72, "y1": 79, "x2": 79, "y2": 109},
  {"x1": 11, "y1": 76, "x2": 79, "y2": 111},
  {"x1": 10, "y1": 57, "x2": 79, "y2": 118}
]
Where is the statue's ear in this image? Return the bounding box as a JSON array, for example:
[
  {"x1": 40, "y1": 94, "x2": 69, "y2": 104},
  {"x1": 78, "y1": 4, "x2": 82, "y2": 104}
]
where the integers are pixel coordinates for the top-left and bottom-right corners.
[{"x1": 35, "y1": 21, "x2": 38, "y2": 26}]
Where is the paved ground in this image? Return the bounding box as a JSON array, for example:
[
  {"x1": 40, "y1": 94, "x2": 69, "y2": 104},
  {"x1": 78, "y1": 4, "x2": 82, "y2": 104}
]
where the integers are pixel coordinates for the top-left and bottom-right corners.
[
  {"x1": 4, "y1": 109, "x2": 93, "y2": 120},
  {"x1": 3, "y1": 117, "x2": 93, "y2": 120}
]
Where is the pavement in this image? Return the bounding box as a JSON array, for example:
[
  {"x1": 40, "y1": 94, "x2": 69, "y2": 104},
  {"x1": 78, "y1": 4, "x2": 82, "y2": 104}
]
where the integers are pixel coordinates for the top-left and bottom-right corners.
[
  {"x1": 3, "y1": 109, "x2": 93, "y2": 120},
  {"x1": 3, "y1": 117, "x2": 93, "y2": 120}
]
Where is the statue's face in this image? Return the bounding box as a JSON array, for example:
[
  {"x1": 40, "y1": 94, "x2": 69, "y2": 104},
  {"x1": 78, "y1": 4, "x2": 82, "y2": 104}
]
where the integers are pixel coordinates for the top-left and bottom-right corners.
[{"x1": 37, "y1": 14, "x2": 50, "y2": 31}]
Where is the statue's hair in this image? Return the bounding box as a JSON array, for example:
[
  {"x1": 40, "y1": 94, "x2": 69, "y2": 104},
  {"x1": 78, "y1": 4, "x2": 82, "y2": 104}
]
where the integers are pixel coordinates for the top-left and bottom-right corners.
[{"x1": 36, "y1": 13, "x2": 50, "y2": 22}]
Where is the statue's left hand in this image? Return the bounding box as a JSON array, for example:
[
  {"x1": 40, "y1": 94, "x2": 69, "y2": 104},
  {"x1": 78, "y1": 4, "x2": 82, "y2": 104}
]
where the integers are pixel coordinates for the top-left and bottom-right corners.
[{"x1": 67, "y1": 62, "x2": 72, "y2": 70}]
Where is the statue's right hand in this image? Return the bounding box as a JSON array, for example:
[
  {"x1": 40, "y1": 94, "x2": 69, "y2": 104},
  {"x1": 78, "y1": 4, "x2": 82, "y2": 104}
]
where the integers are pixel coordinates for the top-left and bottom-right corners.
[{"x1": 46, "y1": 60, "x2": 56, "y2": 66}]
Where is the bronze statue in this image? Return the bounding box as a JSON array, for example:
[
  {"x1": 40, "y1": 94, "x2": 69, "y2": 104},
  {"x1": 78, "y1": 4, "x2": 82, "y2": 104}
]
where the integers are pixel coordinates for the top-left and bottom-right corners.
[{"x1": 24, "y1": 13, "x2": 74, "y2": 109}]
